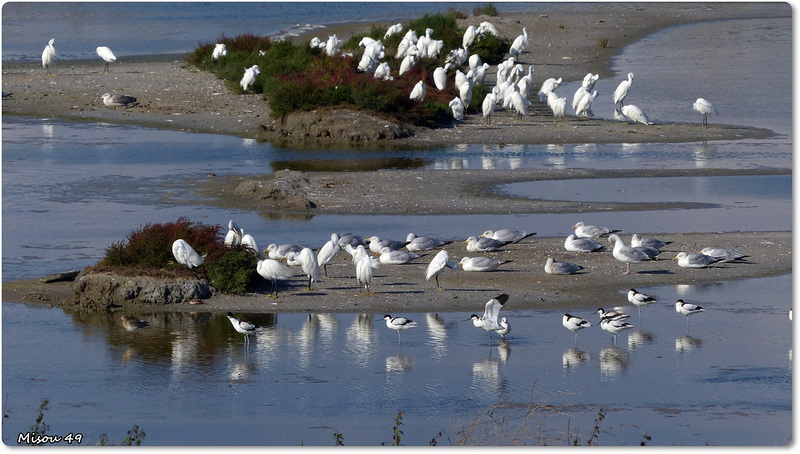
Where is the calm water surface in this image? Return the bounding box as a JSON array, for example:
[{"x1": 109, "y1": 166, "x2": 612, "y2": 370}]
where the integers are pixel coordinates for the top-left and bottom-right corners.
[
  {"x1": 2, "y1": 274, "x2": 792, "y2": 446},
  {"x1": 1, "y1": 9, "x2": 792, "y2": 447}
]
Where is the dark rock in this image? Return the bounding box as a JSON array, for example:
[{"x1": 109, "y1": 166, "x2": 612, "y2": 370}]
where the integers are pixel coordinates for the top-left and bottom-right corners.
[
  {"x1": 254, "y1": 108, "x2": 413, "y2": 144},
  {"x1": 67, "y1": 271, "x2": 211, "y2": 311},
  {"x1": 40, "y1": 270, "x2": 81, "y2": 283}
]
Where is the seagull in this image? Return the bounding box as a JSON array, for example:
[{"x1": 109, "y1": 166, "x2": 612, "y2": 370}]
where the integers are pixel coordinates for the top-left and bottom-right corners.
[
  {"x1": 672, "y1": 251, "x2": 722, "y2": 268},
  {"x1": 468, "y1": 294, "x2": 509, "y2": 342},
  {"x1": 366, "y1": 236, "x2": 405, "y2": 253},
  {"x1": 562, "y1": 314, "x2": 592, "y2": 342},
  {"x1": 628, "y1": 288, "x2": 657, "y2": 317},
  {"x1": 698, "y1": 247, "x2": 748, "y2": 263},
  {"x1": 405, "y1": 233, "x2": 449, "y2": 252},
  {"x1": 634, "y1": 245, "x2": 661, "y2": 260},
  {"x1": 172, "y1": 239, "x2": 204, "y2": 269},
  {"x1": 675, "y1": 299, "x2": 704, "y2": 328},
  {"x1": 544, "y1": 257, "x2": 584, "y2": 275},
  {"x1": 337, "y1": 233, "x2": 365, "y2": 249},
  {"x1": 564, "y1": 234, "x2": 604, "y2": 253},
  {"x1": 96, "y1": 46, "x2": 116, "y2": 73},
  {"x1": 120, "y1": 316, "x2": 149, "y2": 338},
  {"x1": 227, "y1": 312, "x2": 257, "y2": 346},
  {"x1": 692, "y1": 97, "x2": 717, "y2": 127},
  {"x1": 377, "y1": 247, "x2": 421, "y2": 265},
  {"x1": 383, "y1": 315, "x2": 417, "y2": 343},
  {"x1": 458, "y1": 256, "x2": 510, "y2": 272},
  {"x1": 265, "y1": 243, "x2": 303, "y2": 260},
  {"x1": 608, "y1": 234, "x2": 651, "y2": 275},
  {"x1": 464, "y1": 236, "x2": 509, "y2": 252},
  {"x1": 631, "y1": 234, "x2": 670, "y2": 250},
  {"x1": 497, "y1": 317, "x2": 511, "y2": 341},
  {"x1": 572, "y1": 221, "x2": 620, "y2": 239},
  {"x1": 256, "y1": 259, "x2": 291, "y2": 297},
  {"x1": 101, "y1": 93, "x2": 137, "y2": 107},
  {"x1": 480, "y1": 229, "x2": 535, "y2": 244},
  {"x1": 600, "y1": 316, "x2": 634, "y2": 347},
  {"x1": 425, "y1": 250, "x2": 457, "y2": 289}
]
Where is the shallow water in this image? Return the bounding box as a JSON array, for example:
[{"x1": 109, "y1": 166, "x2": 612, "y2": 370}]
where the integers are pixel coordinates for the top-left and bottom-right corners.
[
  {"x1": 1, "y1": 13, "x2": 793, "y2": 447},
  {"x1": 1, "y1": 274, "x2": 791, "y2": 446}
]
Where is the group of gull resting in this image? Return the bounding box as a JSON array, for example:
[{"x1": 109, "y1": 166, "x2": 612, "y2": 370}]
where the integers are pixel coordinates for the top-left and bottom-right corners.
[{"x1": 118, "y1": 218, "x2": 749, "y2": 346}]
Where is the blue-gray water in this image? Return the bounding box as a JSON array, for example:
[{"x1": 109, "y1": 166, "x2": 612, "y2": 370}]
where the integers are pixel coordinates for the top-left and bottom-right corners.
[{"x1": 1, "y1": 7, "x2": 793, "y2": 447}]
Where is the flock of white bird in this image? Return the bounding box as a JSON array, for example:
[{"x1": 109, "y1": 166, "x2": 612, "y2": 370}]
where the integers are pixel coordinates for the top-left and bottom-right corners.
[
  {"x1": 166, "y1": 218, "x2": 747, "y2": 345},
  {"x1": 294, "y1": 20, "x2": 718, "y2": 127}
]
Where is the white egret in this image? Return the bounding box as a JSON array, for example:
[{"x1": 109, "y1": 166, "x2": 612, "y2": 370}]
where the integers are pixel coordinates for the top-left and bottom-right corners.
[
  {"x1": 463, "y1": 25, "x2": 477, "y2": 49},
  {"x1": 42, "y1": 38, "x2": 55, "y2": 75},
  {"x1": 317, "y1": 233, "x2": 342, "y2": 277},
  {"x1": 425, "y1": 249, "x2": 457, "y2": 289},
  {"x1": 172, "y1": 239, "x2": 204, "y2": 269},
  {"x1": 575, "y1": 90, "x2": 597, "y2": 118},
  {"x1": 398, "y1": 54, "x2": 417, "y2": 76},
  {"x1": 433, "y1": 63, "x2": 451, "y2": 91},
  {"x1": 509, "y1": 27, "x2": 528, "y2": 59},
  {"x1": 409, "y1": 80, "x2": 426, "y2": 102},
  {"x1": 101, "y1": 93, "x2": 137, "y2": 107},
  {"x1": 550, "y1": 94, "x2": 567, "y2": 123},
  {"x1": 257, "y1": 258, "x2": 291, "y2": 297},
  {"x1": 227, "y1": 312, "x2": 257, "y2": 346},
  {"x1": 608, "y1": 234, "x2": 651, "y2": 275},
  {"x1": 355, "y1": 251, "x2": 378, "y2": 294},
  {"x1": 325, "y1": 34, "x2": 340, "y2": 56},
  {"x1": 482, "y1": 92, "x2": 497, "y2": 125},
  {"x1": 621, "y1": 105, "x2": 652, "y2": 125},
  {"x1": 449, "y1": 97, "x2": 465, "y2": 121},
  {"x1": 612, "y1": 72, "x2": 634, "y2": 107},
  {"x1": 538, "y1": 77, "x2": 562, "y2": 101},
  {"x1": 240, "y1": 230, "x2": 259, "y2": 255},
  {"x1": 224, "y1": 220, "x2": 243, "y2": 247},
  {"x1": 384, "y1": 23, "x2": 403, "y2": 39},
  {"x1": 287, "y1": 247, "x2": 321, "y2": 290},
  {"x1": 374, "y1": 62, "x2": 392, "y2": 81},
  {"x1": 509, "y1": 91, "x2": 531, "y2": 122},
  {"x1": 96, "y1": 46, "x2": 116, "y2": 74},
  {"x1": 458, "y1": 77, "x2": 473, "y2": 106},
  {"x1": 240, "y1": 65, "x2": 261, "y2": 92},
  {"x1": 468, "y1": 53, "x2": 482, "y2": 71},
  {"x1": 212, "y1": 43, "x2": 227, "y2": 60},
  {"x1": 692, "y1": 97, "x2": 717, "y2": 127}
]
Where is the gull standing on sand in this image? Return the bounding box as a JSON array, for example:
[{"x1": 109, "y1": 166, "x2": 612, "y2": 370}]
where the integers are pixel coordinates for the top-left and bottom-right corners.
[
  {"x1": 469, "y1": 294, "x2": 509, "y2": 341},
  {"x1": 425, "y1": 249, "x2": 457, "y2": 289},
  {"x1": 458, "y1": 256, "x2": 510, "y2": 272},
  {"x1": 672, "y1": 251, "x2": 721, "y2": 268},
  {"x1": 609, "y1": 234, "x2": 651, "y2": 275},
  {"x1": 572, "y1": 221, "x2": 620, "y2": 239},
  {"x1": 564, "y1": 234, "x2": 604, "y2": 253},
  {"x1": 545, "y1": 257, "x2": 584, "y2": 275},
  {"x1": 42, "y1": 38, "x2": 55, "y2": 75},
  {"x1": 480, "y1": 229, "x2": 535, "y2": 244},
  {"x1": 96, "y1": 46, "x2": 116, "y2": 74}
]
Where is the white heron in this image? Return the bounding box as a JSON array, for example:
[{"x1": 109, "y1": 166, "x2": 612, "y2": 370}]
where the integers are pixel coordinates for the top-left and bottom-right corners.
[
  {"x1": 240, "y1": 65, "x2": 261, "y2": 92},
  {"x1": 171, "y1": 239, "x2": 204, "y2": 269},
  {"x1": 458, "y1": 77, "x2": 473, "y2": 107},
  {"x1": 509, "y1": 27, "x2": 528, "y2": 58},
  {"x1": 224, "y1": 220, "x2": 242, "y2": 247},
  {"x1": 227, "y1": 312, "x2": 257, "y2": 346},
  {"x1": 355, "y1": 251, "x2": 378, "y2": 295},
  {"x1": 374, "y1": 62, "x2": 392, "y2": 81},
  {"x1": 286, "y1": 247, "x2": 321, "y2": 290},
  {"x1": 398, "y1": 54, "x2": 417, "y2": 76},
  {"x1": 612, "y1": 72, "x2": 634, "y2": 107},
  {"x1": 101, "y1": 93, "x2": 137, "y2": 107},
  {"x1": 325, "y1": 34, "x2": 340, "y2": 56},
  {"x1": 538, "y1": 77, "x2": 562, "y2": 101},
  {"x1": 240, "y1": 230, "x2": 259, "y2": 255},
  {"x1": 463, "y1": 25, "x2": 477, "y2": 49},
  {"x1": 384, "y1": 23, "x2": 403, "y2": 39},
  {"x1": 425, "y1": 249, "x2": 457, "y2": 289},
  {"x1": 550, "y1": 94, "x2": 567, "y2": 123},
  {"x1": 96, "y1": 46, "x2": 116, "y2": 74},
  {"x1": 468, "y1": 294, "x2": 509, "y2": 342},
  {"x1": 621, "y1": 105, "x2": 652, "y2": 125},
  {"x1": 317, "y1": 233, "x2": 341, "y2": 277},
  {"x1": 449, "y1": 97, "x2": 465, "y2": 121},
  {"x1": 608, "y1": 234, "x2": 651, "y2": 275},
  {"x1": 575, "y1": 90, "x2": 597, "y2": 118},
  {"x1": 42, "y1": 38, "x2": 55, "y2": 75},
  {"x1": 509, "y1": 91, "x2": 531, "y2": 122},
  {"x1": 409, "y1": 80, "x2": 426, "y2": 102},
  {"x1": 692, "y1": 98, "x2": 717, "y2": 127},
  {"x1": 212, "y1": 43, "x2": 227, "y2": 60},
  {"x1": 383, "y1": 315, "x2": 417, "y2": 343},
  {"x1": 257, "y1": 259, "x2": 291, "y2": 297},
  {"x1": 433, "y1": 63, "x2": 451, "y2": 91},
  {"x1": 482, "y1": 92, "x2": 497, "y2": 125}
]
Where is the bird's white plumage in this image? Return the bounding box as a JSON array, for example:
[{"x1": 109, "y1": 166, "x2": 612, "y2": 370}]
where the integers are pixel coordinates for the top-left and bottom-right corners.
[
  {"x1": 458, "y1": 256, "x2": 508, "y2": 272},
  {"x1": 692, "y1": 97, "x2": 716, "y2": 127},
  {"x1": 172, "y1": 239, "x2": 204, "y2": 268},
  {"x1": 675, "y1": 299, "x2": 705, "y2": 317},
  {"x1": 227, "y1": 312, "x2": 256, "y2": 345},
  {"x1": 405, "y1": 233, "x2": 447, "y2": 252},
  {"x1": 480, "y1": 229, "x2": 534, "y2": 243},
  {"x1": 317, "y1": 233, "x2": 342, "y2": 277},
  {"x1": 101, "y1": 93, "x2": 137, "y2": 107},
  {"x1": 609, "y1": 234, "x2": 650, "y2": 274},
  {"x1": 621, "y1": 105, "x2": 651, "y2": 125},
  {"x1": 572, "y1": 221, "x2": 618, "y2": 239},
  {"x1": 464, "y1": 236, "x2": 508, "y2": 252},
  {"x1": 564, "y1": 234, "x2": 604, "y2": 253},
  {"x1": 698, "y1": 247, "x2": 746, "y2": 262},
  {"x1": 631, "y1": 234, "x2": 669, "y2": 250},
  {"x1": 257, "y1": 258, "x2": 291, "y2": 297},
  {"x1": 545, "y1": 257, "x2": 583, "y2": 275},
  {"x1": 240, "y1": 65, "x2": 261, "y2": 91},
  {"x1": 562, "y1": 313, "x2": 592, "y2": 336},
  {"x1": 612, "y1": 72, "x2": 634, "y2": 106},
  {"x1": 497, "y1": 317, "x2": 511, "y2": 340},
  {"x1": 377, "y1": 247, "x2": 420, "y2": 265},
  {"x1": 96, "y1": 46, "x2": 116, "y2": 74},
  {"x1": 42, "y1": 38, "x2": 55, "y2": 74},
  {"x1": 628, "y1": 288, "x2": 657, "y2": 307},
  {"x1": 469, "y1": 294, "x2": 509, "y2": 335},
  {"x1": 673, "y1": 251, "x2": 721, "y2": 268},
  {"x1": 425, "y1": 249, "x2": 457, "y2": 288},
  {"x1": 212, "y1": 43, "x2": 227, "y2": 60}
]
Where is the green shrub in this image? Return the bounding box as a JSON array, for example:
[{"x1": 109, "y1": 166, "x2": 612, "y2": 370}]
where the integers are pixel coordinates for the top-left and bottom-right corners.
[
  {"x1": 204, "y1": 247, "x2": 258, "y2": 295},
  {"x1": 481, "y1": 3, "x2": 499, "y2": 16},
  {"x1": 467, "y1": 31, "x2": 509, "y2": 65}
]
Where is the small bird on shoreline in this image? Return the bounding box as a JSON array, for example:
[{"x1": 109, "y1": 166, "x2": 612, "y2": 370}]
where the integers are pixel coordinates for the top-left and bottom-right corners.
[
  {"x1": 383, "y1": 314, "x2": 417, "y2": 343},
  {"x1": 101, "y1": 93, "x2": 137, "y2": 107},
  {"x1": 120, "y1": 316, "x2": 149, "y2": 338},
  {"x1": 227, "y1": 312, "x2": 257, "y2": 346}
]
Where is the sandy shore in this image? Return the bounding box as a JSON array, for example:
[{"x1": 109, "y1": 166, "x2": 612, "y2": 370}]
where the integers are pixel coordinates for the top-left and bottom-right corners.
[
  {"x1": 0, "y1": 3, "x2": 786, "y2": 145},
  {"x1": 2, "y1": 3, "x2": 791, "y2": 314}
]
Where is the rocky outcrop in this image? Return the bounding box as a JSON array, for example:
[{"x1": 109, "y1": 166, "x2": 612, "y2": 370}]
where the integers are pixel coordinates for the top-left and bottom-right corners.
[
  {"x1": 68, "y1": 271, "x2": 211, "y2": 311},
  {"x1": 255, "y1": 108, "x2": 413, "y2": 144}
]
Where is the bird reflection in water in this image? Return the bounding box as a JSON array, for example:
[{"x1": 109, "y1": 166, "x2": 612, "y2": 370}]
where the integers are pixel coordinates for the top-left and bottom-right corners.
[
  {"x1": 562, "y1": 348, "x2": 590, "y2": 371},
  {"x1": 599, "y1": 347, "x2": 630, "y2": 379},
  {"x1": 675, "y1": 335, "x2": 703, "y2": 353},
  {"x1": 346, "y1": 314, "x2": 375, "y2": 368},
  {"x1": 425, "y1": 313, "x2": 448, "y2": 359},
  {"x1": 385, "y1": 354, "x2": 415, "y2": 373},
  {"x1": 627, "y1": 329, "x2": 655, "y2": 349}
]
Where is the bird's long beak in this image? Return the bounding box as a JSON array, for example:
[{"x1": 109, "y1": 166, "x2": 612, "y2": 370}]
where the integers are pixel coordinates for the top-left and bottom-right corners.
[{"x1": 671, "y1": 257, "x2": 678, "y2": 261}]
